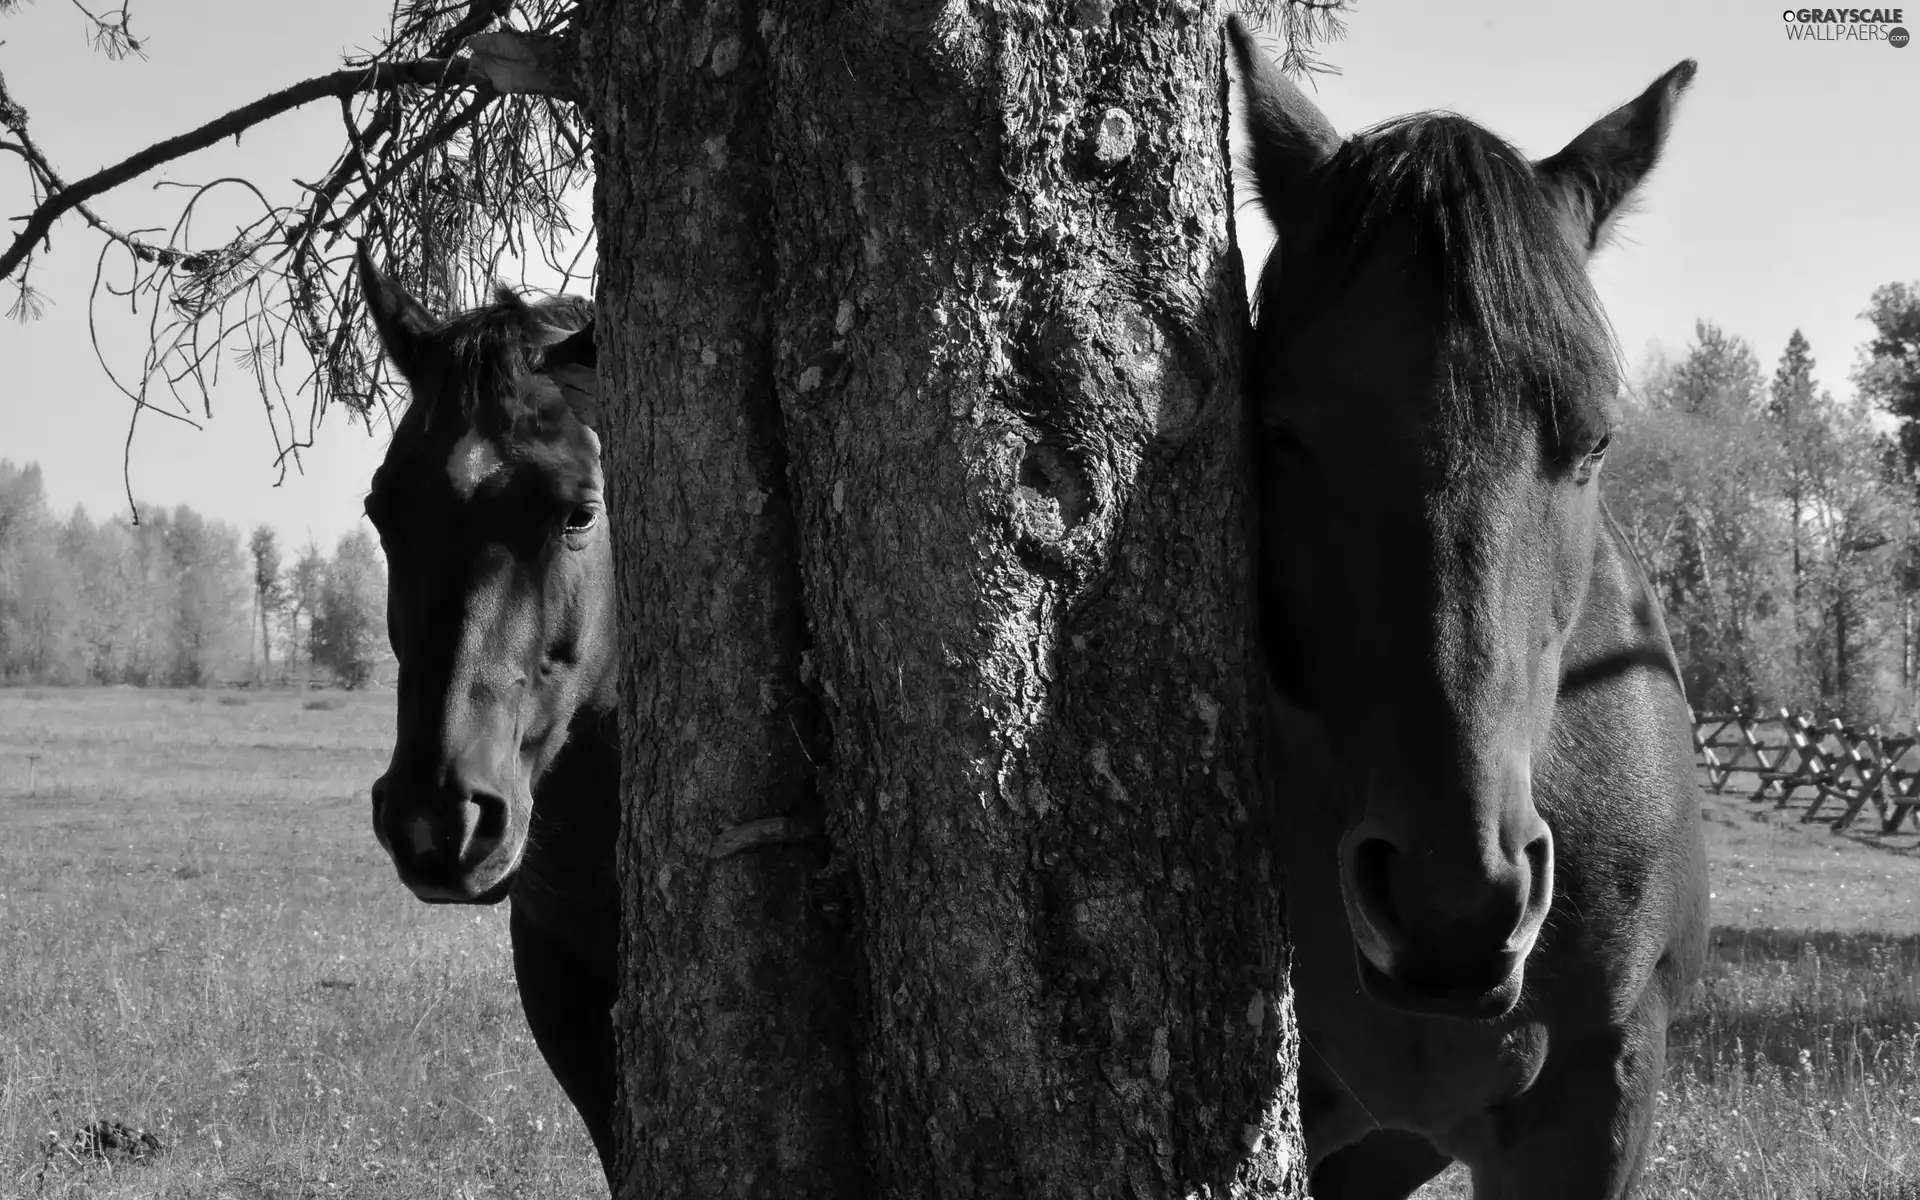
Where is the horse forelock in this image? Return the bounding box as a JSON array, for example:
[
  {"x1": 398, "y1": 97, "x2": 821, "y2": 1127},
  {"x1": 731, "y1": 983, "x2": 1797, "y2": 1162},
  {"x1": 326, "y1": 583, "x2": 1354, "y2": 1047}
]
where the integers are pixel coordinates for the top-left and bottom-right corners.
[
  {"x1": 1257, "y1": 112, "x2": 1620, "y2": 455},
  {"x1": 392, "y1": 287, "x2": 594, "y2": 447}
]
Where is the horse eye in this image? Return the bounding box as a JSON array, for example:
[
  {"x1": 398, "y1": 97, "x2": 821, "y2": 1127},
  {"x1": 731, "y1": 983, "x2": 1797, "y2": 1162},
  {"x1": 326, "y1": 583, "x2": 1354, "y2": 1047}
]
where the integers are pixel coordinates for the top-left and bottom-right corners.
[
  {"x1": 1572, "y1": 433, "x2": 1611, "y2": 485},
  {"x1": 564, "y1": 504, "x2": 599, "y2": 534}
]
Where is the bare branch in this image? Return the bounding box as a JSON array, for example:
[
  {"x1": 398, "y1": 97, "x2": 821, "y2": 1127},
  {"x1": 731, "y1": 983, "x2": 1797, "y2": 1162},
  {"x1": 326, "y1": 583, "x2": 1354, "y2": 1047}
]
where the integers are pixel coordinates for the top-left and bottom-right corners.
[
  {"x1": 67, "y1": 0, "x2": 144, "y2": 60},
  {"x1": 0, "y1": 56, "x2": 497, "y2": 281},
  {"x1": 1, "y1": 110, "x2": 196, "y2": 272}
]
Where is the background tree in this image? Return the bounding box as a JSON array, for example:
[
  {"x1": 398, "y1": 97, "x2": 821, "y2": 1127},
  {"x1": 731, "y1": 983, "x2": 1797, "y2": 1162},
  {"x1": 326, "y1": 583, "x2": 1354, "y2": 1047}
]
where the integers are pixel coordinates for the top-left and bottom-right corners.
[
  {"x1": 1798, "y1": 394, "x2": 1894, "y2": 718},
  {"x1": 5, "y1": 522, "x2": 80, "y2": 680},
  {"x1": 1611, "y1": 322, "x2": 1788, "y2": 711},
  {"x1": 73, "y1": 511, "x2": 150, "y2": 682},
  {"x1": 285, "y1": 539, "x2": 328, "y2": 685},
  {"x1": 0, "y1": 466, "x2": 81, "y2": 681},
  {"x1": 249, "y1": 525, "x2": 284, "y2": 681},
  {"x1": 0, "y1": 461, "x2": 358, "y2": 686},
  {"x1": 62, "y1": 506, "x2": 125, "y2": 681},
  {"x1": 0, "y1": 461, "x2": 60, "y2": 677},
  {"x1": 1768, "y1": 329, "x2": 1818, "y2": 686},
  {"x1": 312, "y1": 528, "x2": 385, "y2": 689},
  {"x1": 1854, "y1": 281, "x2": 1920, "y2": 721},
  {"x1": 1602, "y1": 310, "x2": 1920, "y2": 727},
  {"x1": 1859, "y1": 281, "x2": 1920, "y2": 484},
  {"x1": 155, "y1": 506, "x2": 249, "y2": 686}
]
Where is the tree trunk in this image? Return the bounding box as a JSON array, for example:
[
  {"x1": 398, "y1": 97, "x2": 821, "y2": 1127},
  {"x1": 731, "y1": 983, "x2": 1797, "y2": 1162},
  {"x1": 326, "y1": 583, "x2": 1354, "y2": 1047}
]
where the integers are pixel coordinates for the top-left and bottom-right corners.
[
  {"x1": 260, "y1": 593, "x2": 273, "y2": 678},
  {"x1": 1908, "y1": 592, "x2": 1917, "y2": 729},
  {"x1": 1904, "y1": 592, "x2": 1913, "y2": 691},
  {"x1": 1835, "y1": 587, "x2": 1850, "y2": 714},
  {"x1": 581, "y1": 4, "x2": 1304, "y2": 1196},
  {"x1": 1790, "y1": 486, "x2": 1803, "y2": 683},
  {"x1": 583, "y1": 2, "x2": 865, "y2": 1195}
]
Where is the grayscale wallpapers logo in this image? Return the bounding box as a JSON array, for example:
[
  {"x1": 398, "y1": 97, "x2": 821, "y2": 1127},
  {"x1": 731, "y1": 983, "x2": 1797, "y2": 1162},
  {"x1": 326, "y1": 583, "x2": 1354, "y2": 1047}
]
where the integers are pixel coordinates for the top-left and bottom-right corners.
[{"x1": 1781, "y1": 7, "x2": 1911, "y2": 43}]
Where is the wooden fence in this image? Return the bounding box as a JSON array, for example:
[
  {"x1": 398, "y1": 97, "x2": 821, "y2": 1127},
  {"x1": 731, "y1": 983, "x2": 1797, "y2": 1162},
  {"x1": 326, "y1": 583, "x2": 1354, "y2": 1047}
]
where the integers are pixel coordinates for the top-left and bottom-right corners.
[{"x1": 1692, "y1": 708, "x2": 1920, "y2": 833}]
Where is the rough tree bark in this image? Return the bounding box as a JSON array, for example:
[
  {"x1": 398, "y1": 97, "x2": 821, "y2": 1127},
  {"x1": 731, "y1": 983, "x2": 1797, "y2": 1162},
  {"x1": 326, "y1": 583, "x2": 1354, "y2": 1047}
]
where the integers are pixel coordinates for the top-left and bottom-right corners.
[{"x1": 580, "y1": 3, "x2": 1304, "y2": 1196}]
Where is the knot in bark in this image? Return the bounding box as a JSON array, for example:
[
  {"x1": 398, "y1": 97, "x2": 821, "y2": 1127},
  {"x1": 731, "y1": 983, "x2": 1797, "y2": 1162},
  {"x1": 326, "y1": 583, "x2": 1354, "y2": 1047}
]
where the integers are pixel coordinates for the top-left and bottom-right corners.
[
  {"x1": 1092, "y1": 107, "x2": 1136, "y2": 165},
  {"x1": 1072, "y1": 0, "x2": 1115, "y2": 29}
]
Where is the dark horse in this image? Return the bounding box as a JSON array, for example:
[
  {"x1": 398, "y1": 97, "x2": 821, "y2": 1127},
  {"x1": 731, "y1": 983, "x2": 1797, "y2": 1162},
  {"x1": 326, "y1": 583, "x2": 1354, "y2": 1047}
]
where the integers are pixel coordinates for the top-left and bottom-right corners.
[
  {"x1": 356, "y1": 247, "x2": 620, "y2": 1182},
  {"x1": 1231, "y1": 19, "x2": 1709, "y2": 1199}
]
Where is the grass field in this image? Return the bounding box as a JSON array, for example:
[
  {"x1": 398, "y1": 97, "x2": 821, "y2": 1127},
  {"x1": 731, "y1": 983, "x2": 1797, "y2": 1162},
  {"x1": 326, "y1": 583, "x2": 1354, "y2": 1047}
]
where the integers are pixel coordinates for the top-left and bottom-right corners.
[
  {"x1": 6, "y1": 688, "x2": 1920, "y2": 1198},
  {"x1": 0, "y1": 687, "x2": 601, "y2": 1200}
]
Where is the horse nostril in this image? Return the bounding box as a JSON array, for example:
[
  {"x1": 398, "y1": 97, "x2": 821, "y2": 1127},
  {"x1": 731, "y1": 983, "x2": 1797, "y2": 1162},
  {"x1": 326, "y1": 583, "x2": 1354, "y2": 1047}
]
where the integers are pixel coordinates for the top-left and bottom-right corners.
[
  {"x1": 1523, "y1": 831, "x2": 1554, "y2": 915},
  {"x1": 1351, "y1": 836, "x2": 1403, "y2": 944},
  {"x1": 462, "y1": 787, "x2": 511, "y2": 861}
]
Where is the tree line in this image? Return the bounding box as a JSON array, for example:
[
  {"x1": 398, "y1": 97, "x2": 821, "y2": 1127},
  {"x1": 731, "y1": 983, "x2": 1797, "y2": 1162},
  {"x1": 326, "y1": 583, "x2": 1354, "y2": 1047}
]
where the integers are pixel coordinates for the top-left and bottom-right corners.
[
  {"x1": 1606, "y1": 281, "x2": 1920, "y2": 728},
  {"x1": 0, "y1": 464, "x2": 389, "y2": 689}
]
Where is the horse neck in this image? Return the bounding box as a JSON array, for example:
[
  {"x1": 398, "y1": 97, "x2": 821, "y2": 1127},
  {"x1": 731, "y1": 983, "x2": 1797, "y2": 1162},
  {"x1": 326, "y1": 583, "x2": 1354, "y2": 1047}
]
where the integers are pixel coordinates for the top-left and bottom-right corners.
[
  {"x1": 521, "y1": 687, "x2": 622, "y2": 892},
  {"x1": 552, "y1": 686, "x2": 620, "y2": 787},
  {"x1": 514, "y1": 686, "x2": 621, "y2": 958}
]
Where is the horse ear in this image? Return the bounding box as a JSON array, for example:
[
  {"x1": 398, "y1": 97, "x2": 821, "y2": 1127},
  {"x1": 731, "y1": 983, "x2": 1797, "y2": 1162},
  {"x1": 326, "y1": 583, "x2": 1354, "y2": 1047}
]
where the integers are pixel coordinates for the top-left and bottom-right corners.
[
  {"x1": 1226, "y1": 14, "x2": 1340, "y2": 247},
  {"x1": 543, "y1": 321, "x2": 597, "y2": 372},
  {"x1": 547, "y1": 363, "x2": 600, "y2": 432},
  {"x1": 1536, "y1": 59, "x2": 1697, "y2": 256},
  {"x1": 355, "y1": 243, "x2": 438, "y2": 381},
  {"x1": 541, "y1": 321, "x2": 600, "y2": 430}
]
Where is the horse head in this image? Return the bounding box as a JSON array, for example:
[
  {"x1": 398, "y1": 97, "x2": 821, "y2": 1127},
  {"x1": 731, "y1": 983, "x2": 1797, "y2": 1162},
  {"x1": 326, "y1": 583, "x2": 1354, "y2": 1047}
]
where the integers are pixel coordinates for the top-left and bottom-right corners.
[
  {"x1": 356, "y1": 247, "x2": 614, "y2": 904},
  {"x1": 1233, "y1": 18, "x2": 1694, "y2": 1018}
]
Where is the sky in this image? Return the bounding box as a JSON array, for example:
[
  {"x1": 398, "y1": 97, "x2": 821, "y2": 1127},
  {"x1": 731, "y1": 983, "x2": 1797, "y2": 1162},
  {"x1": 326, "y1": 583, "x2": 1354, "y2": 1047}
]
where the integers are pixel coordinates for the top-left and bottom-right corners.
[{"x1": 2, "y1": 0, "x2": 1917, "y2": 549}]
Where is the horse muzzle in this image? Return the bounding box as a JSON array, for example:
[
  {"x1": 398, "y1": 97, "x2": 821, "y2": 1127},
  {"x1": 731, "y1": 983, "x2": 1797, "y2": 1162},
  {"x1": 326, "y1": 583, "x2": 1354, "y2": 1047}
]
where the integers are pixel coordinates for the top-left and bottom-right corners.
[
  {"x1": 1338, "y1": 816, "x2": 1553, "y2": 1021},
  {"x1": 370, "y1": 770, "x2": 525, "y2": 905}
]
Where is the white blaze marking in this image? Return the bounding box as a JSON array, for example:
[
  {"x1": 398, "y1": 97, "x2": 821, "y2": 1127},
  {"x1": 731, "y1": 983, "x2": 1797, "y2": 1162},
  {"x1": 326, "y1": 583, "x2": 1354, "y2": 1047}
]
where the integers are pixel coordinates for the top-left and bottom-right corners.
[{"x1": 447, "y1": 430, "x2": 505, "y2": 499}]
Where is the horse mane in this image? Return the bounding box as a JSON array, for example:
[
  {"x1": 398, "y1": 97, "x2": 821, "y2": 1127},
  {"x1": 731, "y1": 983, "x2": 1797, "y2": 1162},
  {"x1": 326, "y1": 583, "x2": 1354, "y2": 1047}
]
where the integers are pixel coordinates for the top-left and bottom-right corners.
[
  {"x1": 1257, "y1": 112, "x2": 1619, "y2": 450},
  {"x1": 397, "y1": 286, "x2": 594, "y2": 439}
]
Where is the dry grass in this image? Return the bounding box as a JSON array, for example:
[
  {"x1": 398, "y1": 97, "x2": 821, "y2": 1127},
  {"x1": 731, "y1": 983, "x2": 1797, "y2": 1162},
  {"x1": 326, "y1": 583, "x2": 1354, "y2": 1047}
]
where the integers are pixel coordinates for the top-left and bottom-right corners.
[
  {"x1": 0, "y1": 687, "x2": 601, "y2": 1200},
  {"x1": 9, "y1": 688, "x2": 1920, "y2": 1197}
]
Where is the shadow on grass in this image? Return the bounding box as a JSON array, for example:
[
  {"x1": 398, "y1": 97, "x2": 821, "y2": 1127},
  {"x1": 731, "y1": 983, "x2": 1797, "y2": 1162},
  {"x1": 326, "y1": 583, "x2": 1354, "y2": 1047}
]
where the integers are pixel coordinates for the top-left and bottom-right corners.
[
  {"x1": 1704, "y1": 925, "x2": 1920, "y2": 967},
  {"x1": 1667, "y1": 925, "x2": 1920, "y2": 1088},
  {"x1": 1704, "y1": 789, "x2": 1920, "y2": 857},
  {"x1": 1828, "y1": 823, "x2": 1920, "y2": 857}
]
